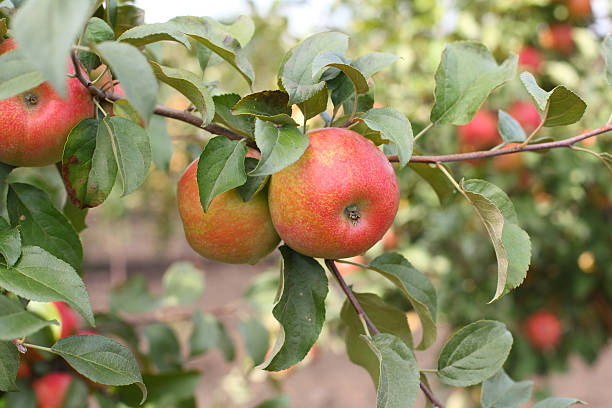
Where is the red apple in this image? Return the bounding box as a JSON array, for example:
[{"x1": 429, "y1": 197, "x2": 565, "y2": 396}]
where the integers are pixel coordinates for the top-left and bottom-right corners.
[
  {"x1": 525, "y1": 310, "x2": 562, "y2": 350},
  {"x1": 0, "y1": 38, "x2": 94, "y2": 167},
  {"x1": 458, "y1": 110, "x2": 499, "y2": 151},
  {"x1": 566, "y1": 0, "x2": 591, "y2": 18},
  {"x1": 539, "y1": 24, "x2": 574, "y2": 54},
  {"x1": 518, "y1": 46, "x2": 544, "y2": 74},
  {"x1": 16, "y1": 359, "x2": 31, "y2": 379},
  {"x1": 268, "y1": 127, "x2": 399, "y2": 259},
  {"x1": 508, "y1": 101, "x2": 541, "y2": 133},
  {"x1": 32, "y1": 372, "x2": 73, "y2": 408},
  {"x1": 177, "y1": 159, "x2": 280, "y2": 264}
]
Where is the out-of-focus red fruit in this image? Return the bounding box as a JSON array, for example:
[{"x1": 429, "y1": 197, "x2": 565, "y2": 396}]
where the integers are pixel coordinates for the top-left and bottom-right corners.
[
  {"x1": 53, "y1": 302, "x2": 80, "y2": 339},
  {"x1": 539, "y1": 24, "x2": 574, "y2": 54},
  {"x1": 382, "y1": 228, "x2": 399, "y2": 251},
  {"x1": 458, "y1": 110, "x2": 499, "y2": 150},
  {"x1": 16, "y1": 360, "x2": 31, "y2": 379},
  {"x1": 33, "y1": 372, "x2": 73, "y2": 408},
  {"x1": 335, "y1": 256, "x2": 366, "y2": 276},
  {"x1": 518, "y1": 46, "x2": 544, "y2": 73},
  {"x1": 493, "y1": 143, "x2": 524, "y2": 171},
  {"x1": 566, "y1": 0, "x2": 591, "y2": 18},
  {"x1": 509, "y1": 101, "x2": 541, "y2": 133},
  {"x1": 525, "y1": 310, "x2": 562, "y2": 350}
]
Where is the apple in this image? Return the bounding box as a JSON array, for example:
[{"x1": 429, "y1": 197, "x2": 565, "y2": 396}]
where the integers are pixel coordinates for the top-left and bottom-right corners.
[
  {"x1": 525, "y1": 310, "x2": 562, "y2": 350},
  {"x1": 32, "y1": 372, "x2": 73, "y2": 408},
  {"x1": 458, "y1": 110, "x2": 499, "y2": 151},
  {"x1": 566, "y1": 0, "x2": 591, "y2": 18},
  {"x1": 177, "y1": 158, "x2": 280, "y2": 264},
  {"x1": 518, "y1": 46, "x2": 543, "y2": 74},
  {"x1": 0, "y1": 38, "x2": 94, "y2": 167},
  {"x1": 508, "y1": 101, "x2": 541, "y2": 133},
  {"x1": 539, "y1": 24, "x2": 574, "y2": 54},
  {"x1": 27, "y1": 301, "x2": 80, "y2": 341},
  {"x1": 335, "y1": 256, "x2": 366, "y2": 276},
  {"x1": 268, "y1": 127, "x2": 399, "y2": 259},
  {"x1": 16, "y1": 359, "x2": 31, "y2": 379}
]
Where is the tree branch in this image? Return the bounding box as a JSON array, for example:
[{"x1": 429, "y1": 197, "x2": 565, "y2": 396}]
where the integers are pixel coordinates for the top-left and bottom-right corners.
[{"x1": 325, "y1": 259, "x2": 446, "y2": 408}]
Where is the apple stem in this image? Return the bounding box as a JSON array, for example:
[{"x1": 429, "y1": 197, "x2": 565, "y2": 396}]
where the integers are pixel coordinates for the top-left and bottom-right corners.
[
  {"x1": 324, "y1": 259, "x2": 446, "y2": 408},
  {"x1": 22, "y1": 343, "x2": 53, "y2": 354}
]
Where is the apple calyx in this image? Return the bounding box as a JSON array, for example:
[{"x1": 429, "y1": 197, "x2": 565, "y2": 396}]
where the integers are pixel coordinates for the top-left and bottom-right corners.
[
  {"x1": 24, "y1": 93, "x2": 38, "y2": 106},
  {"x1": 345, "y1": 205, "x2": 361, "y2": 226}
]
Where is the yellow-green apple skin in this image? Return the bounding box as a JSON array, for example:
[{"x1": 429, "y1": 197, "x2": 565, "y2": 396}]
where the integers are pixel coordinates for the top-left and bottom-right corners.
[
  {"x1": 268, "y1": 127, "x2": 400, "y2": 259},
  {"x1": 177, "y1": 159, "x2": 280, "y2": 264}
]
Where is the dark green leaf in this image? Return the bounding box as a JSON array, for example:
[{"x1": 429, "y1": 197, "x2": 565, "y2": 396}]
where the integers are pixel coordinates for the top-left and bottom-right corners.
[
  {"x1": 110, "y1": 275, "x2": 159, "y2": 314},
  {"x1": 0, "y1": 49, "x2": 44, "y2": 100},
  {"x1": 0, "y1": 217, "x2": 20, "y2": 266},
  {"x1": 213, "y1": 93, "x2": 255, "y2": 138},
  {"x1": 95, "y1": 41, "x2": 158, "y2": 123},
  {"x1": 237, "y1": 157, "x2": 269, "y2": 202},
  {"x1": 0, "y1": 294, "x2": 57, "y2": 340},
  {"x1": 80, "y1": 17, "x2": 115, "y2": 71},
  {"x1": 11, "y1": 0, "x2": 93, "y2": 96},
  {"x1": 300, "y1": 83, "x2": 329, "y2": 121},
  {"x1": 369, "y1": 253, "x2": 437, "y2": 350},
  {"x1": 251, "y1": 120, "x2": 309, "y2": 176},
  {"x1": 497, "y1": 110, "x2": 527, "y2": 143},
  {"x1": 481, "y1": 369, "x2": 533, "y2": 408},
  {"x1": 117, "y1": 22, "x2": 191, "y2": 49},
  {"x1": 0, "y1": 340, "x2": 18, "y2": 391},
  {"x1": 407, "y1": 151, "x2": 455, "y2": 207},
  {"x1": 232, "y1": 90, "x2": 297, "y2": 126},
  {"x1": 603, "y1": 35, "x2": 612, "y2": 88},
  {"x1": 162, "y1": 261, "x2": 205, "y2": 306},
  {"x1": 260, "y1": 246, "x2": 328, "y2": 371},
  {"x1": 144, "y1": 323, "x2": 183, "y2": 372},
  {"x1": 0, "y1": 246, "x2": 94, "y2": 326},
  {"x1": 148, "y1": 116, "x2": 173, "y2": 172},
  {"x1": 532, "y1": 398, "x2": 585, "y2": 408},
  {"x1": 437, "y1": 320, "x2": 513, "y2": 387},
  {"x1": 118, "y1": 371, "x2": 200, "y2": 407},
  {"x1": 430, "y1": 42, "x2": 517, "y2": 125},
  {"x1": 312, "y1": 51, "x2": 368, "y2": 93},
  {"x1": 360, "y1": 108, "x2": 413, "y2": 167},
  {"x1": 239, "y1": 318, "x2": 269, "y2": 366},
  {"x1": 196, "y1": 136, "x2": 247, "y2": 211},
  {"x1": 63, "y1": 199, "x2": 88, "y2": 233}
]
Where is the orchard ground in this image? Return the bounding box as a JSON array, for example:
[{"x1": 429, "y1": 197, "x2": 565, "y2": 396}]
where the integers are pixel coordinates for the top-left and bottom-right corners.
[{"x1": 82, "y1": 209, "x2": 612, "y2": 407}]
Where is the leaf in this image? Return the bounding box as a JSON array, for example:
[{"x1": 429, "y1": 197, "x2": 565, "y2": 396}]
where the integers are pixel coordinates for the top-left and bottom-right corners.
[
  {"x1": 110, "y1": 275, "x2": 160, "y2": 314},
  {"x1": 0, "y1": 163, "x2": 14, "y2": 213},
  {"x1": 430, "y1": 42, "x2": 517, "y2": 125},
  {"x1": 0, "y1": 294, "x2": 57, "y2": 340},
  {"x1": 0, "y1": 340, "x2": 18, "y2": 391},
  {"x1": 519, "y1": 72, "x2": 586, "y2": 127},
  {"x1": 196, "y1": 136, "x2": 247, "y2": 211},
  {"x1": 408, "y1": 151, "x2": 455, "y2": 207},
  {"x1": 502, "y1": 223, "x2": 531, "y2": 290},
  {"x1": 118, "y1": 371, "x2": 200, "y2": 408},
  {"x1": 603, "y1": 35, "x2": 612, "y2": 88},
  {"x1": 148, "y1": 116, "x2": 173, "y2": 172},
  {"x1": 104, "y1": 116, "x2": 152, "y2": 195},
  {"x1": 7, "y1": 183, "x2": 83, "y2": 271},
  {"x1": 63, "y1": 199, "x2": 88, "y2": 233},
  {"x1": 239, "y1": 318, "x2": 270, "y2": 366},
  {"x1": 79, "y1": 17, "x2": 115, "y2": 71},
  {"x1": 189, "y1": 311, "x2": 218, "y2": 357},
  {"x1": 250, "y1": 120, "x2": 309, "y2": 176},
  {"x1": 171, "y1": 16, "x2": 255, "y2": 86},
  {"x1": 52, "y1": 335, "x2": 146, "y2": 403},
  {"x1": 437, "y1": 320, "x2": 513, "y2": 387},
  {"x1": 481, "y1": 369, "x2": 533, "y2": 408},
  {"x1": 203, "y1": 15, "x2": 254, "y2": 47},
  {"x1": 368, "y1": 253, "x2": 437, "y2": 350},
  {"x1": 4, "y1": 381, "x2": 37, "y2": 407},
  {"x1": 117, "y1": 22, "x2": 191, "y2": 49},
  {"x1": 312, "y1": 51, "x2": 369, "y2": 94},
  {"x1": 300, "y1": 83, "x2": 329, "y2": 121},
  {"x1": 62, "y1": 377, "x2": 89, "y2": 408},
  {"x1": 359, "y1": 108, "x2": 413, "y2": 167},
  {"x1": 232, "y1": 90, "x2": 297, "y2": 126},
  {"x1": 162, "y1": 261, "x2": 205, "y2": 306},
  {"x1": 260, "y1": 246, "x2": 328, "y2": 371},
  {"x1": 61, "y1": 118, "x2": 118, "y2": 209},
  {"x1": 93, "y1": 313, "x2": 140, "y2": 350},
  {"x1": 94, "y1": 41, "x2": 159, "y2": 123},
  {"x1": 255, "y1": 395, "x2": 291, "y2": 408},
  {"x1": 216, "y1": 320, "x2": 235, "y2": 361},
  {"x1": 0, "y1": 218, "x2": 20, "y2": 267},
  {"x1": 143, "y1": 323, "x2": 183, "y2": 372},
  {"x1": 363, "y1": 333, "x2": 420, "y2": 408},
  {"x1": 237, "y1": 157, "x2": 269, "y2": 202},
  {"x1": 150, "y1": 61, "x2": 214, "y2": 126},
  {"x1": 351, "y1": 52, "x2": 399, "y2": 78},
  {"x1": 279, "y1": 32, "x2": 349, "y2": 104},
  {"x1": 0, "y1": 49, "x2": 44, "y2": 100},
  {"x1": 213, "y1": 93, "x2": 255, "y2": 138},
  {"x1": 0, "y1": 246, "x2": 94, "y2": 326},
  {"x1": 341, "y1": 292, "x2": 413, "y2": 387},
  {"x1": 532, "y1": 398, "x2": 585, "y2": 408},
  {"x1": 497, "y1": 110, "x2": 527, "y2": 143},
  {"x1": 11, "y1": 0, "x2": 94, "y2": 96}
]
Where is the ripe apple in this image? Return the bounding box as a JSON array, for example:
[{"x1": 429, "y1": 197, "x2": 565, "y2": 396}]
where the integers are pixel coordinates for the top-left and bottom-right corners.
[
  {"x1": 0, "y1": 38, "x2": 94, "y2": 167},
  {"x1": 27, "y1": 301, "x2": 80, "y2": 341},
  {"x1": 177, "y1": 158, "x2": 280, "y2": 264},
  {"x1": 16, "y1": 359, "x2": 31, "y2": 379},
  {"x1": 493, "y1": 143, "x2": 524, "y2": 171},
  {"x1": 508, "y1": 101, "x2": 541, "y2": 133},
  {"x1": 539, "y1": 24, "x2": 574, "y2": 54},
  {"x1": 458, "y1": 110, "x2": 499, "y2": 151},
  {"x1": 32, "y1": 372, "x2": 73, "y2": 408},
  {"x1": 268, "y1": 127, "x2": 399, "y2": 259},
  {"x1": 525, "y1": 310, "x2": 562, "y2": 350},
  {"x1": 518, "y1": 46, "x2": 543, "y2": 74}
]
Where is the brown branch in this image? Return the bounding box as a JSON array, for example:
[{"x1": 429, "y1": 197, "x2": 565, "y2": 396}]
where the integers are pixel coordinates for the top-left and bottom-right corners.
[{"x1": 325, "y1": 259, "x2": 445, "y2": 408}]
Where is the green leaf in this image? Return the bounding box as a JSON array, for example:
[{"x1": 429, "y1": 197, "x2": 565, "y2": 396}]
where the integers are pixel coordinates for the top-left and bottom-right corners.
[
  {"x1": 104, "y1": 116, "x2": 152, "y2": 196},
  {"x1": 0, "y1": 218, "x2": 20, "y2": 267},
  {"x1": 162, "y1": 261, "x2": 205, "y2": 306},
  {"x1": 300, "y1": 83, "x2": 329, "y2": 121},
  {"x1": 4, "y1": 381, "x2": 37, "y2": 407},
  {"x1": 0, "y1": 246, "x2": 94, "y2": 326},
  {"x1": 437, "y1": 320, "x2": 513, "y2": 387},
  {"x1": 532, "y1": 398, "x2": 585, "y2": 408},
  {"x1": 0, "y1": 163, "x2": 14, "y2": 213},
  {"x1": 118, "y1": 371, "x2": 200, "y2": 408},
  {"x1": 351, "y1": 52, "x2": 399, "y2": 78},
  {"x1": 279, "y1": 32, "x2": 349, "y2": 104},
  {"x1": 0, "y1": 340, "x2": 18, "y2": 392},
  {"x1": 7, "y1": 183, "x2": 82, "y2": 270},
  {"x1": 61, "y1": 118, "x2": 118, "y2": 209},
  {"x1": 0, "y1": 294, "x2": 57, "y2": 340},
  {"x1": 11, "y1": 0, "x2": 94, "y2": 96},
  {"x1": 603, "y1": 35, "x2": 612, "y2": 88},
  {"x1": 237, "y1": 157, "x2": 269, "y2": 202},
  {"x1": 143, "y1": 323, "x2": 183, "y2": 372},
  {"x1": 255, "y1": 395, "x2": 291, "y2": 408},
  {"x1": 93, "y1": 313, "x2": 140, "y2": 350},
  {"x1": 63, "y1": 199, "x2": 88, "y2": 233},
  {"x1": 341, "y1": 292, "x2": 413, "y2": 387},
  {"x1": 369, "y1": 253, "x2": 437, "y2": 350},
  {"x1": 502, "y1": 223, "x2": 531, "y2": 290},
  {"x1": 62, "y1": 377, "x2": 89, "y2": 408},
  {"x1": 363, "y1": 333, "x2": 420, "y2": 408},
  {"x1": 150, "y1": 61, "x2": 214, "y2": 126},
  {"x1": 113, "y1": 4, "x2": 144, "y2": 38},
  {"x1": 251, "y1": 120, "x2": 309, "y2": 176},
  {"x1": 239, "y1": 318, "x2": 269, "y2": 366},
  {"x1": 0, "y1": 49, "x2": 44, "y2": 100},
  {"x1": 94, "y1": 41, "x2": 159, "y2": 123},
  {"x1": 213, "y1": 93, "x2": 255, "y2": 138},
  {"x1": 497, "y1": 110, "x2": 527, "y2": 143},
  {"x1": 481, "y1": 369, "x2": 533, "y2": 408},
  {"x1": 430, "y1": 42, "x2": 517, "y2": 125},
  {"x1": 216, "y1": 320, "x2": 235, "y2": 361},
  {"x1": 359, "y1": 108, "x2": 413, "y2": 167},
  {"x1": 232, "y1": 90, "x2": 297, "y2": 126},
  {"x1": 312, "y1": 51, "x2": 369, "y2": 94},
  {"x1": 408, "y1": 152, "x2": 455, "y2": 207},
  {"x1": 171, "y1": 16, "x2": 255, "y2": 86},
  {"x1": 148, "y1": 116, "x2": 173, "y2": 172},
  {"x1": 204, "y1": 15, "x2": 254, "y2": 47},
  {"x1": 117, "y1": 22, "x2": 191, "y2": 49},
  {"x1": 189, "y1": 311, "x2": 232, "y2": 358},
  {"x1": 80, "y1": 17, "x2": 115, "y2": 71},
  {"x1": 519, "y1": 72, "x2": 586, "y2": 127},
  {"x1": 110, "y1": 275, "x2": 159, "y2": 314},
  {"x1": 52, "y1": 335, "x2": 146, "y2": 403},
  {"x1": 260, "y1": 246, "x2": 328, "y2": 371},
  {"x1": 196, "y1": 136, "x2": 247, "y2": 212}
]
